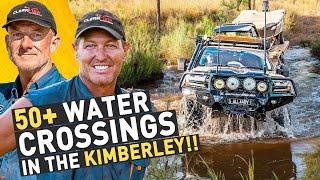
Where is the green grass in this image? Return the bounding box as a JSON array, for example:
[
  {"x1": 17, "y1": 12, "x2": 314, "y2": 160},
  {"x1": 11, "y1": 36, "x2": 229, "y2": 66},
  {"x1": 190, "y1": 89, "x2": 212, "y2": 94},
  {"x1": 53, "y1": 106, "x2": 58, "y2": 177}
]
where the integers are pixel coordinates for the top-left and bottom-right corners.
[
  {"x1": 310, "y1": 39, "x2": 320, "y2": 58},
  {"x1": 69, "y1": 0, "x2": 315, "y2": 83},
  {"x1": 145, "y1": 156, "x2": 181, "y2": 180},
  {"x1": 199, "y1": 151, "x2": 281, "y2": 180},
  {"x1": 118, "y1": 20, "x2": 164, "y2": 86},
  {"x1": 302, "y1": 146, "x2": 320, "y2": 180},
  {"x1": 199, "y1": 154, "x2": 225, "y2": 180},
  {"x1": 236, "y1": 151, "x2": 254, "y2": 180},
  {"x1": 68, "y1": 0, "x2": 223, "y2": 84}
]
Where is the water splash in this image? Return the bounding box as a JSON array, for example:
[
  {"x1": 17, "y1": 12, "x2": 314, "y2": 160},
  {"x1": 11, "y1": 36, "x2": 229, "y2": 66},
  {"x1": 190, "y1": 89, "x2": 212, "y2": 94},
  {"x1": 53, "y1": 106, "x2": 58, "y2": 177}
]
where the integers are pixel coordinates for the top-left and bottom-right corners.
[{"x1": 178, "y1": 98, "x2": 294, "y2": 143}]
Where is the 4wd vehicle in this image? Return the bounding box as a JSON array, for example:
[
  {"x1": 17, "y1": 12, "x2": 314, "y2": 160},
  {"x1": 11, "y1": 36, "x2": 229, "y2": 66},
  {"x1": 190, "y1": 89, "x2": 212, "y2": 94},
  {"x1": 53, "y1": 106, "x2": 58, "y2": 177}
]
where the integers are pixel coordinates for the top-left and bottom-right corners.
[
  {"x1": 178, "y1": 9, "x2": 295, "y2": 128},
  {"x1": 178, "y1": 36, "x2": 296, "y2": 127}
]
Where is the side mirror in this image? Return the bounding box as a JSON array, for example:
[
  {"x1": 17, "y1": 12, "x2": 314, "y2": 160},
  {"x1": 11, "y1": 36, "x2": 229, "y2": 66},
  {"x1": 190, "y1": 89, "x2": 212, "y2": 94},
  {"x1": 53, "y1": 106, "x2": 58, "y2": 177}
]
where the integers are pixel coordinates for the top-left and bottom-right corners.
[
  {"x1": 178, "y1": 58, "x2": 188, "y2": 71},
  {"x1": 276, "y1": 64, "x2": 289, "y2": 77}
]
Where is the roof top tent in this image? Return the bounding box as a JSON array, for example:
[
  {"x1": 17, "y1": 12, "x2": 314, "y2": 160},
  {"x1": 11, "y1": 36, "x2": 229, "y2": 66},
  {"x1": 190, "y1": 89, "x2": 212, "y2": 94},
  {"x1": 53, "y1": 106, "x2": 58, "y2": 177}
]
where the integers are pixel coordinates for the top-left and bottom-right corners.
[{"x1": 232, "y1": 9, "x2": 286, "y2": 39}]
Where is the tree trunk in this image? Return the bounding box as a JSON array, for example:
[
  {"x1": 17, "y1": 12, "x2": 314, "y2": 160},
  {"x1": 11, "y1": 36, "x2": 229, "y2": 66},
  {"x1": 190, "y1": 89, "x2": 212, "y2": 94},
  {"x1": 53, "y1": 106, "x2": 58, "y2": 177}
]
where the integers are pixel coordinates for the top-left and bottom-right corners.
[
  {"x1": 248, "y1": 0, "x2": 251, "y2": 10},
  {"x1": 157, "y1": 0, "x2": 161, "y2": 33}
]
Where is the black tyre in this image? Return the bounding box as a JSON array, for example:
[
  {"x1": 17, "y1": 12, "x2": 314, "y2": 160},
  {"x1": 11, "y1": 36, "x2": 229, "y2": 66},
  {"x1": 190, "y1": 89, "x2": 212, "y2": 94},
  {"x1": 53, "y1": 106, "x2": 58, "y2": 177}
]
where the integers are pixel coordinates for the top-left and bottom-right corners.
[{"x1": 278, "y1": 32, "x2": 285, "y2": 44}]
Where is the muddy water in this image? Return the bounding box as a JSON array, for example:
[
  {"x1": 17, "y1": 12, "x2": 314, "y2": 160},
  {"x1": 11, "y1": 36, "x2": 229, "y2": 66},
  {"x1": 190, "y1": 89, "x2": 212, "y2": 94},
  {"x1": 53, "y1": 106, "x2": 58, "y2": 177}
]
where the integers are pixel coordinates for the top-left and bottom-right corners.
[
  {"x1": 186, "y1": 137, "x2": 320, "y2": 179},
  {"x1": 138, "y1": 47, "x2": 320, "y2": 179}
]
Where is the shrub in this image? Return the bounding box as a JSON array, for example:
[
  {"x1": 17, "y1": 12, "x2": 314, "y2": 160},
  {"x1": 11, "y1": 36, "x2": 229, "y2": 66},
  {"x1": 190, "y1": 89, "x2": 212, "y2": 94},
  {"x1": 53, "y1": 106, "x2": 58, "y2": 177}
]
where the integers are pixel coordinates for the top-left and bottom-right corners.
[
  {"x1": 159, "y1": 19, "x2": 196, "y2": 65},
  {"x1": 310, "y1": 38, "x2": 320, "y2": 58},
  {"x1": 118, "y1": 21, "x2": 163, "y2": 86}
]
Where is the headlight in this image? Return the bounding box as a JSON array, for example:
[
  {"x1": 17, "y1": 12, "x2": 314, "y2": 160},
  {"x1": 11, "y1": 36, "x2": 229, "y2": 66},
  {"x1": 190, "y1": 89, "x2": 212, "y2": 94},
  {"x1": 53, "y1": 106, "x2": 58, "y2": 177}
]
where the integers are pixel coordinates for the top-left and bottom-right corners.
[
  {"x1": 272, "y1": 80, "x2": 295, "y2": 94},
  {"x1": 257, "y1": 81, "x2": 268, "y2": 92},
  {"x1": 226, "y1": 77, "x2": 240, "y2": 90},
  {"x1": 187, "y1": 75, "x2": 208, "y2": 82},
  {"x1": 181, "y1": 74, "x2": 190, "y2": 87},
  {"x1": 214, "y1": 79, "x2": 225, "y2": 90},
  {"x1": 243, "y1": 77, "x2": 256, "y2": 91}
]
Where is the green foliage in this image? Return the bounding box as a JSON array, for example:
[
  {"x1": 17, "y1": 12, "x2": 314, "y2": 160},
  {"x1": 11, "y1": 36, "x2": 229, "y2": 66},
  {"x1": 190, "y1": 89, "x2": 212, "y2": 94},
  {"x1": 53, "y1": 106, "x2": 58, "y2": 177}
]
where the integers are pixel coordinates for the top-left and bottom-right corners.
[
  {"x1": 272, "y1": 171, "x2": 280, "y2": 180},
  {"x1": 69, "y1": 0, "x2": 250, "y2": 84},
  {"x1": 197, "y1": 15, "x2": 216, "y2": 36},
  {"x1": 118, "y1": 21, "x2": 163, "y2": 86},
  {"x1": 301, "y1": 147, "x2": 320, "y2": 179},
  {"x1": 284, "y1": 9, "x2": 297, "y2": 32},
  {"x1": 145, "y1": 156, "x2": 181, "y2": 180},
  {"x1": 221, "y1": 0, "x2": 247, "y2": 11},
  {"x1": 236, "y1": 151, "x2": 254, "y2": 180},
  {"x1": 300, "y1": 39, "x2": 311, "y2": 47},
  {"x1": 310, "y1": 38, "x2": 320, "y2": 58},
  {"x1": 159, "y1": 20, "x2": 196, "y2": 65},
  {"x1": 199, "y1": 155, "x2": 225, "y2": 180}
]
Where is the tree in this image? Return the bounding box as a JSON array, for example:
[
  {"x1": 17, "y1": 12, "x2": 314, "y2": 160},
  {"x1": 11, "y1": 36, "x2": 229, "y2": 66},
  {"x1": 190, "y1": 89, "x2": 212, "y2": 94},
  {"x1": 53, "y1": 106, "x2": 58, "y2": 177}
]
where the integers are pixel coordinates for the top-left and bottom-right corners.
[{"x1": 157, "y1": 0, "x2": 161, "y2": 33}]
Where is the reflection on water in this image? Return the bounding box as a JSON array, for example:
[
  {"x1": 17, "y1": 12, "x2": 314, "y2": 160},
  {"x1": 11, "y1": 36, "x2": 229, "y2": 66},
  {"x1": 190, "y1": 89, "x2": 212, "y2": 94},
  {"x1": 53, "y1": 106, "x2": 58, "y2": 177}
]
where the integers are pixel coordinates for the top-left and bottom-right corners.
[
  {"x1": 185, "y1": 138, "x2": 320, "y2": 179},
  {"x1": 185, "y1": 141, "x2": 296, "y2": 179}
]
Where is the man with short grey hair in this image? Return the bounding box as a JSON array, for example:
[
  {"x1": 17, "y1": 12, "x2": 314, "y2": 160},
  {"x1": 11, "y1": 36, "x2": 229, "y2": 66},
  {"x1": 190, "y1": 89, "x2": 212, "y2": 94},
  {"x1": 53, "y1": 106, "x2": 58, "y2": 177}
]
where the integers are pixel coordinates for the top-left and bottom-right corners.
[{"x1": 0, "y1": 1, "x2": 65, "y2": 179}]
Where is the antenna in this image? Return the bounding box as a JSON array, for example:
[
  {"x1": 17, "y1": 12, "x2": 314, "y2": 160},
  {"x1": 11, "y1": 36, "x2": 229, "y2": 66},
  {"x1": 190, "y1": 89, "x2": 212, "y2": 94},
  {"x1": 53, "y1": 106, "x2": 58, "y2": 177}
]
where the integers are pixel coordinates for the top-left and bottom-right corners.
[
  {"x1": 263, "y1": 0, "x2": 269, "y2": 75},
  {"x1": 216, "y1": 20, "x2": 221, "y2": 74}
]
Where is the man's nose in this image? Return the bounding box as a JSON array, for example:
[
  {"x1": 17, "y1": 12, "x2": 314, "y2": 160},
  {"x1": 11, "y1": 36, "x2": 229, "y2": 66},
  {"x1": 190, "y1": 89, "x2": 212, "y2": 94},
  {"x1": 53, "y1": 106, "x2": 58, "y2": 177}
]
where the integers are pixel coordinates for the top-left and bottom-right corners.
[
  {"x1": 95, "y1": 47, "x2": 107, "y2": 61},
  {"x1": 20, "y1": 35, "x2": 33, "y2": 50}
]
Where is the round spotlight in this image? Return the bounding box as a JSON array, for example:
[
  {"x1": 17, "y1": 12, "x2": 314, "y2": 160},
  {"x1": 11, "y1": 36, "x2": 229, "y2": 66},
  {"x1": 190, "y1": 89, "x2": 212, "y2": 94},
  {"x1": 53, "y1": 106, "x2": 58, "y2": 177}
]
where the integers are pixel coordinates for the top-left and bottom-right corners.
[
  {"x1": 243, "y1": 77, "x2": 256, "y2": 91},
  {"x1": 214, "y1": 79, "x2": 225, "y2": 90},
  {"x1": 257, "y1": 81, "x2": 268, "y2": 92},
  {"x1": 226, "y1": 77, "x2": 240, "y2": 90}
]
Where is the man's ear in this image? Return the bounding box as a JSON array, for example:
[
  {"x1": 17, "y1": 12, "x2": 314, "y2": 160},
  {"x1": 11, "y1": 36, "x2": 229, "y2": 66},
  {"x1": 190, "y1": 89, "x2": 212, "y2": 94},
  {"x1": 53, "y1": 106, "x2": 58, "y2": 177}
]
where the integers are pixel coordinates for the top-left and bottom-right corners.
[
  {"x1": 5, "y1": 35, "x2": 9, "y2": 51},
  {"x1": 124, "y1": 42, "x2": 130, "y2": 53},
  {"x1": 122, "y1": 42, "x2": 130, "y2": 62},
  {"x1": 50, "y1": 34, "x2": 61, "y2": 54},
  {"x1": 72, "y1": 42, "x2": 79, "y2": 61}
]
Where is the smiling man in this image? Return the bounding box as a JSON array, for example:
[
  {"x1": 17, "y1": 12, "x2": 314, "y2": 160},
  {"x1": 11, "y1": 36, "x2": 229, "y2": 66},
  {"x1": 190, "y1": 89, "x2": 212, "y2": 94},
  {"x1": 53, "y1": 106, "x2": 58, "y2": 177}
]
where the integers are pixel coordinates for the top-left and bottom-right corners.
[
  {"x1": 0, "y1": 1, "x2": 65, "y2": 179},
  {"x1": 0, "y1": 10, "x2": 149, "y2": 179}
]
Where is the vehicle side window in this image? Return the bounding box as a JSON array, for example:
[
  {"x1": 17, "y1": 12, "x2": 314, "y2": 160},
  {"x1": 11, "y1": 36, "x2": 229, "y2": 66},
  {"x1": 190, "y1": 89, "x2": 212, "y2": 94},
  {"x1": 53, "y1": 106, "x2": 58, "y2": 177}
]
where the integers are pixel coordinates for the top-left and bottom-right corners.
[{"x1": 251, "y1": 28, "x2": 258, "y2": 38}]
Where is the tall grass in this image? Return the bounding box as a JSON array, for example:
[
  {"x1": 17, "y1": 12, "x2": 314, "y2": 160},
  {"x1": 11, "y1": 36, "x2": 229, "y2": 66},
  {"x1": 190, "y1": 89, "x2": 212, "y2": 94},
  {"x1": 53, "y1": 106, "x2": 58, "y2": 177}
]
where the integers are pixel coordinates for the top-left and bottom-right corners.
[
  {"x1": 302, "y1": 147, "x2": 320, "y2": 179},
  {"x1": 145, "y1": 156, "x2": 181, "y2": 180},
  {"x1": 199, "y1": 155, "x2": 225, "y2": 180},
  {"x1": 69, "y1": 0, "x2": 320, "y2": 84},
  {"x1": 236, "y1": 151, "x2": 254, "y2": 180},
  {"x1": 118, "y1": 20, "x2": 164, "y2": 86},
  {"x1": 310, "y1": 38, "x2": 320, "y2": 58},
  {"x1": 69, "y1": 0, "x2": 221, "y2": 84}
]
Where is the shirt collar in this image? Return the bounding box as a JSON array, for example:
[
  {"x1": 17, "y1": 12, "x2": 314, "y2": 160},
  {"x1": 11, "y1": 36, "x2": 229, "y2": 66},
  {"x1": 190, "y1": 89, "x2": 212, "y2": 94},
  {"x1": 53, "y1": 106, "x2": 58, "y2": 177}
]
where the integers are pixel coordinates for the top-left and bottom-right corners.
[
  {"x1": 75, "y1": 75, "x2": 123, "y2": 99},
  {"x1": 11, "y1": 64, "x2": 63, "y2": 98},
  {"x1": 29, "y1": 64, "x2": 61, "y2": 90}
]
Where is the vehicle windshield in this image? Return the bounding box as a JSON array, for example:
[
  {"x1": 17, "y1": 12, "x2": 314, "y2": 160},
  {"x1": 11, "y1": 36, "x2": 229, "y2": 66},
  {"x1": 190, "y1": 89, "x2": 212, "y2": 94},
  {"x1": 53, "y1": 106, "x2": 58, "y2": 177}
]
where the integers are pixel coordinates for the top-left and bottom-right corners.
[{"x1": 196, "y1": 47, "x2": 266, "y2": 69}]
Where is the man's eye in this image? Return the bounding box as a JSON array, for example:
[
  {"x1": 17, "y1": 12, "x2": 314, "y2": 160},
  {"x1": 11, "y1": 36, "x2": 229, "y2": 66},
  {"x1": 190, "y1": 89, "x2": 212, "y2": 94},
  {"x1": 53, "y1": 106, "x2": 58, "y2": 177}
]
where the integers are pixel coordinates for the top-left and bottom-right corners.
[
  {"x1": 106, "y1": 44, "x2": 117, "y2": 49},
  {"x1": 85, "y1": 44, "x2": 95, "y2": 49},
  {"x1": 12, "y1": 33, "x2": 22, "y2": 37},
  {"x1": 32, "y1": 33, "x2": 42, "y2": 37}
]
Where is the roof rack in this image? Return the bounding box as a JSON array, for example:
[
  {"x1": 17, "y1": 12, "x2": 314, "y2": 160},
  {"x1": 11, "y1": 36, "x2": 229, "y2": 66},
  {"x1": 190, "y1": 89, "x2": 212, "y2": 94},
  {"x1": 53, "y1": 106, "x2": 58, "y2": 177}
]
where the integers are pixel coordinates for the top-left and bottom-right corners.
[{"x1": 196, "y1": 35, "x2": 263, "y2": 49}]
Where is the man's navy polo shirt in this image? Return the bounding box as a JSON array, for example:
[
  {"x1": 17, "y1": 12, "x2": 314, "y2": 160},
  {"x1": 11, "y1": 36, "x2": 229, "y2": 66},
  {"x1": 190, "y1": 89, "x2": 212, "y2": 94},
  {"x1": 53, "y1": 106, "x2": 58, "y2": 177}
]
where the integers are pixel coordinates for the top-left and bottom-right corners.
[
  {"x1": 0, "y1": 64, "x2": 65, "y2": 115},
  {"x1": 26, "y1": 75, "x2": 150, "y2": 180},
  {"x1": 0, "y1": 64, "x2": 65, "y2": 179}
]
